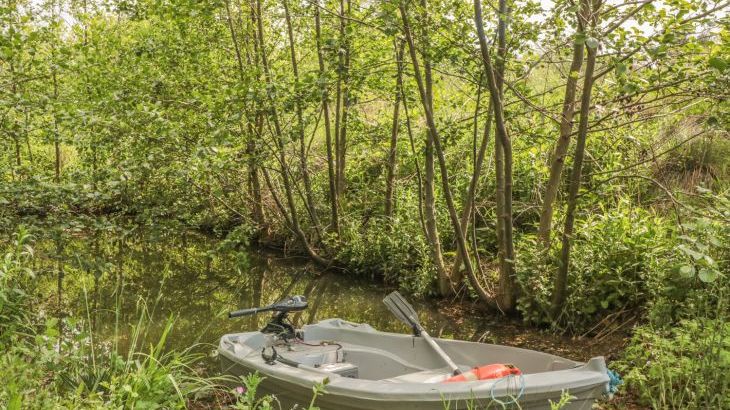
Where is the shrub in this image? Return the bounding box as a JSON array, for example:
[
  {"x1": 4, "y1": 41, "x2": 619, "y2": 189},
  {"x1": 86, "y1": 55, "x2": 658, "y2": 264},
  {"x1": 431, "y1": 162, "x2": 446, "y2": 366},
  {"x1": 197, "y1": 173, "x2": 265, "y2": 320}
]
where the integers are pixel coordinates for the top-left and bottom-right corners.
[
  {"x1": 648, "y1": 211, "x2": 729, "y2": 325},
  {"x1": 334, "y1": 216, "x2": 435, "y2": 296},
  {"x1": 516, "y1": 202, "x2": 676, "y2": 333},
  {"x1": 617, "y1": 190, "x2": 729, "y2": 409},
  {"x1": 617, "y1": 319, "x2": 730, "y2": 409}
]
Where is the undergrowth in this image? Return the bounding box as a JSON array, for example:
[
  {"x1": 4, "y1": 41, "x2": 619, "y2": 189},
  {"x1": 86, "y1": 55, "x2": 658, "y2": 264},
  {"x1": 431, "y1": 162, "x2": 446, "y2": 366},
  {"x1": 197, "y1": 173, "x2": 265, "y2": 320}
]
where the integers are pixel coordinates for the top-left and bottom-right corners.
[{"x1": 0, "y1": 228, "x2": 325, "y2": 409}]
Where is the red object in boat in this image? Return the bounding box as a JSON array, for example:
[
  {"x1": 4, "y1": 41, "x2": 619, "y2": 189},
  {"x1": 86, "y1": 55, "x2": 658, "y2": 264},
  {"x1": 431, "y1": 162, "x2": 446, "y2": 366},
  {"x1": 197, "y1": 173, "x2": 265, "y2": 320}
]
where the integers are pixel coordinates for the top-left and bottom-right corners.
[{"x1": 444, "y1": 364, "x2": 521, "y2": 382}]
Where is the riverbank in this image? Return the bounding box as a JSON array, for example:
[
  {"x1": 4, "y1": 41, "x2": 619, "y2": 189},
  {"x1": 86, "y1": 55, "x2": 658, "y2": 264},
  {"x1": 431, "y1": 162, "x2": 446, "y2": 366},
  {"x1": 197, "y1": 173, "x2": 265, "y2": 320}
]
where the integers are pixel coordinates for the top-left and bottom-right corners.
[
  {"x1": 0, "y1": 218, "x2": 646, "y2": 409},
  {"x1": 1, "y1": 206, "x2": 728, "y2": 409}
]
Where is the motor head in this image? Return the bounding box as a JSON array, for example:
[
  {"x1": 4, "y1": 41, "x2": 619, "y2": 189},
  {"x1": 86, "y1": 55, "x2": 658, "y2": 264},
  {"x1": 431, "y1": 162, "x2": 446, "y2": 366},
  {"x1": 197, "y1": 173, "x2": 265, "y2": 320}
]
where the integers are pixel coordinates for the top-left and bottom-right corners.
[{"x1": 270, "y1": 295, "x2": 308, "y2": 312}]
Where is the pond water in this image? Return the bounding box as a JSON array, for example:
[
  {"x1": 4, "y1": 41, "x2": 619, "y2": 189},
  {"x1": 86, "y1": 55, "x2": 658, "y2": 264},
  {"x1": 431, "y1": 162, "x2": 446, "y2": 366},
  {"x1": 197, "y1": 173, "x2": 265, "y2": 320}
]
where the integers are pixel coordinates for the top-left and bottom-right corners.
[{"x1": 25, "y1": 224, "x2": 617, "y2": 372}]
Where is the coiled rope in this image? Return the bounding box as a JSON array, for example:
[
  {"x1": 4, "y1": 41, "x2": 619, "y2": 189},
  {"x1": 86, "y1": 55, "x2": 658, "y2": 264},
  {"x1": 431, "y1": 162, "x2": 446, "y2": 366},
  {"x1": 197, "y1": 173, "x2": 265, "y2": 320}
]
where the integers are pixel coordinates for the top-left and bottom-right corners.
[{"x1": 489, "y1": 373, "x2": 526, "y2": 406}]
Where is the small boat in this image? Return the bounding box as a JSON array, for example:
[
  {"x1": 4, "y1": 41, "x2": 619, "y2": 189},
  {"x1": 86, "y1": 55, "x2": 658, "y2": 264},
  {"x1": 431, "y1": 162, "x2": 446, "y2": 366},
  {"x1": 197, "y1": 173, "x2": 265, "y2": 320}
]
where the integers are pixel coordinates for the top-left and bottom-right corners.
[{"x1": 219, "y1": 294, "x2": 611, "y2": 410}]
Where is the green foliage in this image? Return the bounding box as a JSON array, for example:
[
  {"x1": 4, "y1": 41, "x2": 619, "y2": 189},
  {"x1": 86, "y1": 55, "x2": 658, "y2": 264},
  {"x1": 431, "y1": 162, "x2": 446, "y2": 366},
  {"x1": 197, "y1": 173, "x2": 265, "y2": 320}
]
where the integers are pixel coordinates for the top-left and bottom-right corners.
[
  {"x1": 549, "y1": 391, "x2": 575, "y2": 410},
  {"x1": 517, "y1": 203, "x2": 676, "y2": 332},
  {"x1": 231, "y1": 372, "x2": 327, "y2": 410},
  {"x1": 0, "y1": 231, "x2": 227, "y2": 409},
  {"x1": 0, "y1": 227, "x2": 34, "y2": 346},
  {"x1": 231, "y1": 372, "x2": 277, "y2": 410},
  {"x1": 2, "y1": 314, "x2": 225, "y2": 409},
  {"x1": 1, "y1": 0, "x2": 729, "y2": 407},
  {"x1": 57, "y1": 314, "x2": 220, "y2": 408},
  {"x1": 617, "y1": 319, "x2": 730, "y2": 409},
  {"x1": 616, "y1": 190, "x2": 730, "y2": 408},
  {"x1": 647, "y1": 191, "x2": 730, "y2": 325},
  {"x1": 334, "y1": 216, "x2": 434, "y2": 295}
]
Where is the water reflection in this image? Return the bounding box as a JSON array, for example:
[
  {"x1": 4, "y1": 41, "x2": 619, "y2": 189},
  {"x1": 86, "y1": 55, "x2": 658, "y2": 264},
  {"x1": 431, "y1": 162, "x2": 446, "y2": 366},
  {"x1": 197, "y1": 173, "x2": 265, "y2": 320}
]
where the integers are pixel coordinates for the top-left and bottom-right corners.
[
  {"x1": 45, "y1": 229, "x2": 468, "y2": 349},
  {"x1": 25, "y1": 225, "x2": 605, "y2": 371}
]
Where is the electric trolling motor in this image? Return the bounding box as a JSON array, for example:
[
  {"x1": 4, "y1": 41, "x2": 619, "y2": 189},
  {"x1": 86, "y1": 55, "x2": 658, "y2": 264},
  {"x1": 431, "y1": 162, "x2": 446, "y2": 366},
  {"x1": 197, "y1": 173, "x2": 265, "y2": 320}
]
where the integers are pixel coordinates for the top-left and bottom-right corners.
[{"x1": 228, "y1": 295, "x2": 308, "y2": 340}]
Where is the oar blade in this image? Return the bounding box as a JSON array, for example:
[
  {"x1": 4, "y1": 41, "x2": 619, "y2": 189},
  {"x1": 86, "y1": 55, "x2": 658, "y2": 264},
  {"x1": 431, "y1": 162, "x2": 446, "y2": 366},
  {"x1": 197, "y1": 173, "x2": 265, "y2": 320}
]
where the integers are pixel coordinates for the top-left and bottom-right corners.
[{"x1": 383, "y1": 291, "x2": 421, "y2": 334}]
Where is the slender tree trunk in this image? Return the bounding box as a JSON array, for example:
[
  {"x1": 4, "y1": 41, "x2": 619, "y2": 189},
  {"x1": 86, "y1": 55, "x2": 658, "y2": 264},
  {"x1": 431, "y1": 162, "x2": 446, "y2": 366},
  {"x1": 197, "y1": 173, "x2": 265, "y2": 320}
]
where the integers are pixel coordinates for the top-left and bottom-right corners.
[
  {"x1": 552, "y1": 32, "x2": 599, "y2": 318},
  {"x1": 401, "y1": 79, "x2": 428, "y2": 240},
  {"x1": 248, "y1": 8, "x2": 267, "y2": 230},
  {"x1": 55, "y1": 238, "x2": 64, "y2": 345},
  {"x1": 425, "y1": 126, "x2": 449, "y2": 293},
  {"x1": 334, "y1": 0, "x2": 351, "y2": 196},
  {"x1": 538, "y1": 1, "x2": 588, "y2": 248},
  {"x1": 14, "y1": 135, "x2": 21, "y2": 167},
  {"x1": 450, "y1": 89, "x2": 493, "y2": 289},
  {"x1": 246, "y1": 132, "x2": 265, "y2": 226},
  {"x1": 283, "y1": 0, "x2": 321, "y2": 231},
  {"x1": 314, "y1": 1, "x2": 340, "y2": 236},
  {"x1": 25, "y1": 110, "x2": 33, "y2": 164},
  {"x1": 53, "y1": 88, "x2": 61, "y2": 181},
  {"x1": 404, "y1": 0, "x2": 449, "y2": 295},
  {"x1": 495, "y1": 0, "x2": 517, "y2": 311},
  {"x1": 473, "y1": 0, "x2": 516, "y2": 311},
  {"x1": 261, "y1": 167, "x2": 293, "y2": 227},
  {"x1": 51, "y1": 0, "x2": 61, "y2": 183},
  {"x1": 11, "y1": 63, "x2": 21, "y2": 168},
  {"x1": 255, "y1": 0, "x2": 329, "y2": 265},
  {"x1": 385, "y1": 40, "x2": 406, "y2": 219},
  {"x1": 225, "y1": 0, "x2": 265, "y2": 229},
  {"x1": 400, "y1": 3, "x2": 495, "y2": 305}
]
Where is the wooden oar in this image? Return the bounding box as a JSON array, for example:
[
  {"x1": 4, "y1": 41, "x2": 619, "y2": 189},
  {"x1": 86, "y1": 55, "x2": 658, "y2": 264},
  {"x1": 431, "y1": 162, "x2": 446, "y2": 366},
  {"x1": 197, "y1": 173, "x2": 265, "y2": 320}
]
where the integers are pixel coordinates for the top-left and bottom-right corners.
[{"x1": 383, "y1": 291, "x2": 461, "y2": 375}]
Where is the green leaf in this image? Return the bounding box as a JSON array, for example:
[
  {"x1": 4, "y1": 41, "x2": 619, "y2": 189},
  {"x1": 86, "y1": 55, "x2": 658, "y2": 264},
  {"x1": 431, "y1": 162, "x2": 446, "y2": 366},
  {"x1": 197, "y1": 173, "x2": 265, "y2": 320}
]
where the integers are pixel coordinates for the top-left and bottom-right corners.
[
  {"x1": 678, "y1": 264, "x2": 695, "y2": 278},
  {"x1": 698, "y1": 268, "x2": 718, "y2": 283},
  {"x1": 708, "y1": 56, "x2": 727, "y2": 71},
  {"x1": 622, "y1": 82, "x2": 640, "y2": 94},
  {"x1": 677, "y1": 244, "x2": 703, "y2": 260}
]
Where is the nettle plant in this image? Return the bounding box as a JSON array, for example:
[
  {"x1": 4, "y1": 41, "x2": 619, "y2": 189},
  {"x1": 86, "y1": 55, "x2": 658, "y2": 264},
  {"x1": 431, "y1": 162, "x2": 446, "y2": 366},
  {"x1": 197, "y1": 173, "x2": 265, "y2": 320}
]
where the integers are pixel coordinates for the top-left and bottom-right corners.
[{"x1": 675, "y1": 216, "x2": 727, "y2": 284}]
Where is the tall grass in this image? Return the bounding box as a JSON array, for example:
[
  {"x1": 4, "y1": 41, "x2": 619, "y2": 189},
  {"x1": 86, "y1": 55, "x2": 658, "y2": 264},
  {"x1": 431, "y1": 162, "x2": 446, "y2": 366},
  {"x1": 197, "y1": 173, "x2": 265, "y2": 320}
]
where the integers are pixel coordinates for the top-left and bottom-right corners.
[
  {"x1": 621, "y1": 317, "x2": 729, "y2": 409},
  {"x1": 0, "y1": 226, "x2": 35, "y2": 346},
  {"x1": 58, "y1": 302, "x2": 228, "y2": 408},
  {"x1": 0, "y1": 227, "x2": 329, "y2": 409},
  {"x1": 0, "y1": 229, "x2": 229, "y2": 408}
]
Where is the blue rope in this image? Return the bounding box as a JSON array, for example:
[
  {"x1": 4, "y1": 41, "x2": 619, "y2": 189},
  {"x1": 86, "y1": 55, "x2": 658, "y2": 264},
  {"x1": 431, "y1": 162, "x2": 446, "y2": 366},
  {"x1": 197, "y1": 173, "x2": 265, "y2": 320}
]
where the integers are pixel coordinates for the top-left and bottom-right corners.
[
  {"x1": 489, "y1": 373, "x2": 526, "y2": 406},
  {"x1": 607, "y1": 369, "x2": 622, "y2": 394}
]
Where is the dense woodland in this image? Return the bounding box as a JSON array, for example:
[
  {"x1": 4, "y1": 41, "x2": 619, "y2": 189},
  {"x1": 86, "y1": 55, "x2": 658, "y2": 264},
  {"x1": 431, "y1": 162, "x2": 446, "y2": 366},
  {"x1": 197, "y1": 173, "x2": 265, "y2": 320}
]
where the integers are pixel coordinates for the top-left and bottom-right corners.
[{"x1": 1, "y1": 0, "x2": 729, "y2": 408}]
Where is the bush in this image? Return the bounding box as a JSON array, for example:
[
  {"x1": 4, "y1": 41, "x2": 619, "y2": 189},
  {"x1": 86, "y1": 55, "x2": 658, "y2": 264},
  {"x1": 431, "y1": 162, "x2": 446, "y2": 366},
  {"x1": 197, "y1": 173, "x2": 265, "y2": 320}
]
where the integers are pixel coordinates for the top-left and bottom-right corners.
[
  {"x1": 648, "y1": 211, "x2": 729, "y2": 325},
  {"x1": 334, "y1": 216, "x2": 435, "y2": 296},
  {"x1": 516, "y1": 202, "x2": 676, "y2": 333},
  {"x1": 617, "y1": 190, "x2": 730, "y2": 409},
  {"x1": 617, "y1": 319, "x2": 730, "y2": 409}
]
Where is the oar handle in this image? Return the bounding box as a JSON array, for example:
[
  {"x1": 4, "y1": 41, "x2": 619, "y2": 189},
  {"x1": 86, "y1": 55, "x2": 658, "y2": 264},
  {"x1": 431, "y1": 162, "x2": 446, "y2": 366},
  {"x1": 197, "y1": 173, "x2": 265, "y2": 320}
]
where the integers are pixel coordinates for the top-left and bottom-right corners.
[{"x1": 421, "y1": 331, "x2": 461, "y2": 375}]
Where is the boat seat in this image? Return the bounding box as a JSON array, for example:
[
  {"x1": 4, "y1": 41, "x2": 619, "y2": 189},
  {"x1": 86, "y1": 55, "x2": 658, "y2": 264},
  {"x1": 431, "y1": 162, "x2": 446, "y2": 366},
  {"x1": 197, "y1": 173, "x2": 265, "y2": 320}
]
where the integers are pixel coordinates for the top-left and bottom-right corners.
[{"x1": 383, "y1": 365, "x2": 470, "y2": 383}]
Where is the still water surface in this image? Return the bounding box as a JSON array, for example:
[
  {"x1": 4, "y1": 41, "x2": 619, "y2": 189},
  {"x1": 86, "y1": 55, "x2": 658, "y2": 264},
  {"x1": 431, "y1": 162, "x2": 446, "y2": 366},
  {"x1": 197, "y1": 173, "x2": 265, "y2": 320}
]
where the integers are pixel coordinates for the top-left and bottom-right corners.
[{"x1": 34, "y1": 225, "x2": 606, "y2": 370}]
